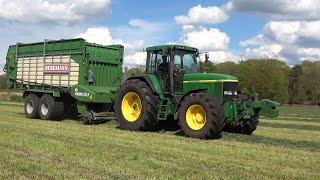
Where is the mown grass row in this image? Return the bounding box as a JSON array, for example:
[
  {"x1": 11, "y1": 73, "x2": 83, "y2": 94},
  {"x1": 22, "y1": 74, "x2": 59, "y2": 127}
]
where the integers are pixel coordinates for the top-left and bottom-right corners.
[{"x1": 0, "y1": 102, "x2": 319, "y2": 179}]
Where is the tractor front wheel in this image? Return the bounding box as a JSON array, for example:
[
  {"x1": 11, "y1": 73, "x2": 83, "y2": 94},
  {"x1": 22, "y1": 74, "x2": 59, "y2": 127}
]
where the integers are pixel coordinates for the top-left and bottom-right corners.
[
  {"x1": 114, "y1": 80, "x2": 159, "y2": 131},
  {"x1": 178, "y1": 93, "x2": 225, "y2": 139}
]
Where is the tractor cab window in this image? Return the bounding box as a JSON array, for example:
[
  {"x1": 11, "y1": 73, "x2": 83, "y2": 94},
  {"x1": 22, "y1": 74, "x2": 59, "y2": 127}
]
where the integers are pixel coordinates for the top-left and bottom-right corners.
[
  {"x1": 147, "y1": 51, "x2": 168, "y2": 73},
  {"x1": 146, "y1": 50, "x2": 170, "y2": 92},
  {"x1": 174, "y1": 50, "x2": 197, "y2": 74}
]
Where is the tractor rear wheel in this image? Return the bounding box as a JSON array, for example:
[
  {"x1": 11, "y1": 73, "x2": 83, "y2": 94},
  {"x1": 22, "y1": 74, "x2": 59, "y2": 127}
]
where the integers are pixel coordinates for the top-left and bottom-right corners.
[
  {"x1": 114, "y1": 80, "x2": 159, "y2": 131},
  {"x1": 24, "y1": 93, "x2": 40, "y2": 119},
  {"x1": 178, "y1": 93, "x2": 225, "y2": 139}
]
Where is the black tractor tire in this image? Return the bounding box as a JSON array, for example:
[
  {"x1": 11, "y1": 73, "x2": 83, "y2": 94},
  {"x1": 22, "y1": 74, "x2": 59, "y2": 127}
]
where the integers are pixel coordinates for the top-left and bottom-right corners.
[
  {"x1": 39, "y1": 94, "x2": 64, "y2": 120},
  {"x1": 114, "y1": 80, "x2": 159, "y2": 131},
  {"x1": 223, "y1": 94, "x2": 259, "y2": 135},
  {"x1": 178, "y1": 93, "x2": 225, "y2": 139},
  {"x1": 80, "y1": 117, "x2": 92, "y2": 125},
  {"x1": 24, "y1": 93, "x2": 40, "y2": 119},
  {"x1": 240, "y1": 116, "x2": 259, "y2": 135}
]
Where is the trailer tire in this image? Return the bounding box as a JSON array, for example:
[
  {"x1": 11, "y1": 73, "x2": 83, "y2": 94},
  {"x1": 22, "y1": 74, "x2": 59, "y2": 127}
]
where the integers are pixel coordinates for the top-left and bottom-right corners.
[
  {"x1": 178, "y1": 93, "x2": 225, "y2": 139},
  {"x1": 39, "y1": 94, "x2": 64, "y2": 120},
  {"x1": 24, "y1": 94, "x2": 40, "y2": 119},
  {"x1": 114, "y1": 80, "x2": 159, "y2": 131}
]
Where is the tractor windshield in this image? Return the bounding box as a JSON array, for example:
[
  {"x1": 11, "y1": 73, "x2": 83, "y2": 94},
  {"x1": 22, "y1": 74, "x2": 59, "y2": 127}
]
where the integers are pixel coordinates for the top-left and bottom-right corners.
[{"x1": 174, "y1": 50, "x2": 197, "y2": 73}]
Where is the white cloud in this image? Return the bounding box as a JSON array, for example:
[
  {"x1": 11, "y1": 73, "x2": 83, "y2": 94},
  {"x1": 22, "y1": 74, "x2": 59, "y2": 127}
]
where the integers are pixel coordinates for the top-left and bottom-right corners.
[
  {"x1": 175, "y1": 3, "x2": 232, "y2": 25},
  {"x1": 76, "y1": 26, "x2": 147, "y2": 67},
  {"x1": 112, "y1": 18, "x2": 173, "y2": 43},
  {"x1": 0, "y1": 0, "x2": 110, "y2": 24},
  {"x1": 177, "y1": 25, "x2": 241, "y2": 64},
  {"x1": 241, "y1": 20, "x2": 320, "y2": 64},
  {"x1": 76, "y1": 27, "x2": 114, "y2": 45},
  {"x1": 243, "y1": 44, "x2": 284, "y2": 60},
  {"x1": 207, "y1": 51, "x2": 242, "y2": 64},
  {"x1": 124, "y1": 52, "x2": 147, "y2": 66},
  {"x1": 231, "y1": 0, "x2": 320, "y2": 21},
  {"x1": 76, "y1": 26, "x2": 146, "y2": 51},
  {"x1": 242, "y1": 21, "x2": 320, "y2": 47},
  {"x1": 180, "y1": 27, "x2": 230, "y2": 51},
  {"x1": 296, "y1": 48, "x2": 320, "y2": 62}
]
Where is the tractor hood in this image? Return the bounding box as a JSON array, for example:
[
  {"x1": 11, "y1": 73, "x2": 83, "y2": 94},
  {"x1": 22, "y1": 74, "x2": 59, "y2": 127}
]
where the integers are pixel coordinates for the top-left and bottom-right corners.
[{"x1": 183, "y1": 73, "x2": 238, "y2": 83}]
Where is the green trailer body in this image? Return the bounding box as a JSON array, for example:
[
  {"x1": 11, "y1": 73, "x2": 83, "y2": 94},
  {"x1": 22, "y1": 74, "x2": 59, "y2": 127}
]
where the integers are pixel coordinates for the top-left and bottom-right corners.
[{"x1": 5, "y1": 38, "x2": 124, "y2": 118}]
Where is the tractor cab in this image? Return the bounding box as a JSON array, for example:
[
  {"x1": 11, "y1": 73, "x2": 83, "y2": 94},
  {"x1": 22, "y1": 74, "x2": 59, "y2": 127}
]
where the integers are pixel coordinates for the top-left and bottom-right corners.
[{"x1": 145, "y1": 45, "x2": 199, "y2": 93}]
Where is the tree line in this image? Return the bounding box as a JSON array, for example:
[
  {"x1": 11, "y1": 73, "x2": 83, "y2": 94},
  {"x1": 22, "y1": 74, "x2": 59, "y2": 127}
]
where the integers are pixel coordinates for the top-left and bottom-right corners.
[
  {"x1": 1, "y1": 59, "x2": 319, "y2": 104},
  {"x1": 199, "y1": 59, "x2": 320, "y2": 105}
]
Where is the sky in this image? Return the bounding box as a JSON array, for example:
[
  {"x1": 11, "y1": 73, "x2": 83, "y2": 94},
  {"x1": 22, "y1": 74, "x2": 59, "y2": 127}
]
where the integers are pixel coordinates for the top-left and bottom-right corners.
[{"x1": 1, "y1": 0, "x2": 320, "y2": 74}]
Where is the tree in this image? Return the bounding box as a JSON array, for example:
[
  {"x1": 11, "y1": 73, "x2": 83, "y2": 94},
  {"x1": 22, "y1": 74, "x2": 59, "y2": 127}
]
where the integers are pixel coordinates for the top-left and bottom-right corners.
[
  {"x1": 289, "y1": 65, "x2": 303, "y2": 104},
  {"x1": 298, "y1": 61, "x2": 320, "y2": 104},
  {"x1": 235, "y1": 59, "x2": 290, "y2": 103},
  {"x1": 198, "y1": 60, "x2": 216, "y2": 73},
  {"x1": 214, "y1": 61, "x2": 238, "y2": 75},
  {"x1": 0, "y1": 75, "x2": 7, "y2": 90},
  {"x1": 127, "y1": 65, "x2": 145, "y2": 76}
]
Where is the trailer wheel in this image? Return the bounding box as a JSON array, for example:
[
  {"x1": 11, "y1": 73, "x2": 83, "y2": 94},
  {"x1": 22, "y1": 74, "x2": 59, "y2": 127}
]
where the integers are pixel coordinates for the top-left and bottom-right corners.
[
  {"x1": 114, "y1": 80, "x2": 159, "y2": 131},
  {"x1": 24, "y1": 94, "x2": 40, "y2": 119},
  {"x1": 39, "y1": 94, "x2": 64, "y2": 120},
  {"x1": 178, "y1": 93, "x2": 225, "y2": 139}
]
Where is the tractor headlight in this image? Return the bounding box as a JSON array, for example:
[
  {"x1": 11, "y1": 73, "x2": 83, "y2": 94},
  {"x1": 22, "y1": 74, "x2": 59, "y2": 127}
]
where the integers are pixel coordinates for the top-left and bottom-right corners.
[{"x1": 224, "y1": 91, "x2": 238, "y2": 96}]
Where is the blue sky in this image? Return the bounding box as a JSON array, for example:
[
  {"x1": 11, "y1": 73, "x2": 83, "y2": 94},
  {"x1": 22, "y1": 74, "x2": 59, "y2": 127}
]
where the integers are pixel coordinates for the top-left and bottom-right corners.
[
  {"x1": 107, "y1": 0, "x2": 266, "y2": 49},
  {"x1": 1, "y1": 0, "x2": 320, "y2": 73}
]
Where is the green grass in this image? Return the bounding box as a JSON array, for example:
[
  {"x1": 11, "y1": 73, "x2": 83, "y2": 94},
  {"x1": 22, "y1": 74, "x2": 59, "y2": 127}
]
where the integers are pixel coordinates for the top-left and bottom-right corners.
[{"x1": 0, "y1": 102, "x2": 319, "y2": 179}]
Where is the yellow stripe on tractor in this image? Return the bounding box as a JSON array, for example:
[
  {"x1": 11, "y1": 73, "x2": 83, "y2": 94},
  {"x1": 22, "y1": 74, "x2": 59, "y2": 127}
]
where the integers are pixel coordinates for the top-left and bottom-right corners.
[{"x1": 183, "y1": 80, "x2": 239, "y2": 83}]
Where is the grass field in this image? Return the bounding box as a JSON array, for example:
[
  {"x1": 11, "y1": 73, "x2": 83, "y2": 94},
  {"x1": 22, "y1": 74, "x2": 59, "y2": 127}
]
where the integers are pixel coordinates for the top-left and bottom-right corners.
[{"x1": 0, "y1": 101, "x2": 319, "y2": 179}]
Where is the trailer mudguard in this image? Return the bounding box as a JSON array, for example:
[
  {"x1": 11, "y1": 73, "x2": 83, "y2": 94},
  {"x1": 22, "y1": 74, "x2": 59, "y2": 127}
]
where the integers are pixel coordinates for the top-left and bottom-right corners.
[{"x1": 71, "y1": 85, "x2": 117, "y2": 103}]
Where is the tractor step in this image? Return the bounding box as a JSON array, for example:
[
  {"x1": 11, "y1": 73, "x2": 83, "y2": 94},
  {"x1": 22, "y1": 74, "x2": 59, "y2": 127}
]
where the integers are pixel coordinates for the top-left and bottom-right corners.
[{"x1": 157, "y1": 98, "x2": 170, "y2": 121}]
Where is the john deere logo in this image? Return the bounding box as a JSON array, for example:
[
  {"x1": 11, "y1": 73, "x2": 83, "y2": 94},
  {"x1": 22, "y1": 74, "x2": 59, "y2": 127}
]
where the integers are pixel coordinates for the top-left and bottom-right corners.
[{"x1": 44, "y1": 64, "x2": 69, "y2": 73}]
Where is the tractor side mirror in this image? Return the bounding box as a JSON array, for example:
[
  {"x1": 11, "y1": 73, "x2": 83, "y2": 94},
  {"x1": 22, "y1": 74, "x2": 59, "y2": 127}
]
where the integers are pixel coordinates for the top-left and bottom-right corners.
[{"x1": 205, "y1": 53, "x2": 209, "y2": 62}]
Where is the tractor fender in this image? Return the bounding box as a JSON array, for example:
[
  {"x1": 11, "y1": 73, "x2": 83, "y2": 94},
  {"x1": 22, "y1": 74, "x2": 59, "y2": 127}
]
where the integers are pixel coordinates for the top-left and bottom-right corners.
[
  {"x1": 173, "y1": 89, "x2": 207, "y2": 120},
  {"x1": 126, "y1": 75, "x2": 162, "y2": 94}
]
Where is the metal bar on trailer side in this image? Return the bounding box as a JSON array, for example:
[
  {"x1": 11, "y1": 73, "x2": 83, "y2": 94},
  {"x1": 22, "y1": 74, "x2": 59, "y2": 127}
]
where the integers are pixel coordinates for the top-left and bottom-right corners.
[
  {"x1": 68, "y1": 53, "x2": 71, "y2": 89},
  {"x1": 28, "y1": 56, "x2": 31, "y2": 86},
  {"x1": 51, "y1": 55, "x2": 53, "y2": 89},
  {"x1": 17, "y1": 52, "x2": 83, "y2": 58},
  {"x1": 35, "y1": 55, "x2": 39, "y2": 88},
  {"x1": 42, "y1": 40, "x2": 46, "y2": 90},
  {"x1": 59, "y1": 54, "x2": 62, "y2": 88}
]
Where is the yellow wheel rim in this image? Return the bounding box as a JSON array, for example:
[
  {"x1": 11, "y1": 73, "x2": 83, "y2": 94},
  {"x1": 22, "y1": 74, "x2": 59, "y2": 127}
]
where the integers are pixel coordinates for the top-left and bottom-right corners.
[
  {"x1": 186, "y1": 104, "x2": 206, "y2": 130},
  {"x1": 121, "y1": 92, "x2": 142, "y2": 122}
]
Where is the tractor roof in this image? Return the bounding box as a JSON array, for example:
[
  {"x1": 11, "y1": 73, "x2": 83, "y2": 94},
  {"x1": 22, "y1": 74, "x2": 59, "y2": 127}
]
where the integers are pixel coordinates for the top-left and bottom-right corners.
[{"x1": 146, "y1": 44, "x2": 198, "y2": 52}]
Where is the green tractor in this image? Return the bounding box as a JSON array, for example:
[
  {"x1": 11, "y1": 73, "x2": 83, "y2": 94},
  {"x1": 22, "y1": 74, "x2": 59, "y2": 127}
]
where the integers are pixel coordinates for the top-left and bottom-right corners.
[{"x1": 114, "y1": 45, "x2": 280, "y2": 139}]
